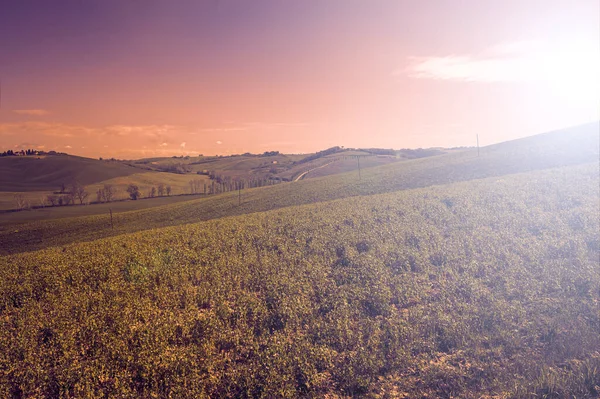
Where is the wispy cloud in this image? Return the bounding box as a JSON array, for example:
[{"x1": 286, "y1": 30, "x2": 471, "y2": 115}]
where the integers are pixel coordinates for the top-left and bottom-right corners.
[
  {"x1": 13, "y1": 109, "x2": 51, "y2": 116},
  {"x1": 400, "y1": 40, "x2": 600, "y2": 86}
]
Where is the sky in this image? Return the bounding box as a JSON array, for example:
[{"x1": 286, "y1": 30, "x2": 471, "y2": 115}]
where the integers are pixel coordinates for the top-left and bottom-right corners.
[{"x1": 0, "y1": 0, "x2": 598, "y2": 158}]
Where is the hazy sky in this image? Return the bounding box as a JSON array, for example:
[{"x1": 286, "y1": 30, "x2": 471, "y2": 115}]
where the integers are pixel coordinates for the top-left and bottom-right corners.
[{"x1": 1, "y1": 0, "x2": 598, "y2": 158}]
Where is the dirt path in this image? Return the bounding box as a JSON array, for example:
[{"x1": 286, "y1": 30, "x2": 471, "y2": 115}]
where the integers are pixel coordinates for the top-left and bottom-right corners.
[{"x1": 293, "y1": 160, "x2": 337, "y2": 182}]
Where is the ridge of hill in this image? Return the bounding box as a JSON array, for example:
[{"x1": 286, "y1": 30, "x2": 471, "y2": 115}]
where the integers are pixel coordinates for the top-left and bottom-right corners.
[
  {"x1": 1, "y1": 162, "x2": 598, "y2": 397},
  {"x1": 0, "y1": 155, "x2": 144, "y2": 192},
  {"x1": 0, "y1": 122, "x2": 597, "y2": 255}
]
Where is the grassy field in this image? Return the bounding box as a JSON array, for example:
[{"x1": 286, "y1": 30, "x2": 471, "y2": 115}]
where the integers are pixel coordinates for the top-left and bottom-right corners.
[
  {"x1": 0, "y1": 194, "x2": 207, "y2": 225},
  {"x1": 0, "y1": 171, "x2": 211, "y2": 212},
  {"x1": 0, "y1": 155, "x2": 141, "y2": 192},
  {"x1": 302, "y1": 155, "x2": 400, "y2": 180},
  {"x1": 1, "y1": 162, "x2": 598, "y2": 398},
  {"x1": 1, "y1": 122, "x2": 597, "y2": 255},
  {"x1": 0, "y1": 123, "x2": 598, "y2": 397}
]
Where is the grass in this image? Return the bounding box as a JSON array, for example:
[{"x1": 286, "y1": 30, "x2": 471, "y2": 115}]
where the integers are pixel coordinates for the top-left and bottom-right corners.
[
  {"x1": 1, "y1": 122, "x2": 597, "y2": 255},
  {"x1": 1, "y1": 162, "x2": 598, "y2": 398},
  {"x1": 0, "y1": 171, "x2": 211, "y2": 212},
  {"x1": 0, "y1": 155, "x2": 141, "y2": 192},
  {"x1": 0, "y1": 194, "x2": 207, "y2": 225}
]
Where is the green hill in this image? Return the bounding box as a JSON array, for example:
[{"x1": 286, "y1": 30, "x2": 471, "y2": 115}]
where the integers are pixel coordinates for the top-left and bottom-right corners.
[
  {"x1": 1, "y1": 161, "x2": 598, "y2": 398},
  {"x1": 0, "y1": 155, "x2": 143, "y2": 192},
  {"x1": 1, "y1": 122, "x2": 597, "y2": 255}
]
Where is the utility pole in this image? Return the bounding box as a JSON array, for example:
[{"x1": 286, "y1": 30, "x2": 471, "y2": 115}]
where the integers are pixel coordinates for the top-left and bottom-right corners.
[
  {"x1": 109, "y1": 208, "x2": 114, "y2": 230},
  {"x1": 357, "y1": 156, "x2": 361, "y2": 180},
  {"x1": 238, "y1": 181, "x2": 241, "y2": 206}
]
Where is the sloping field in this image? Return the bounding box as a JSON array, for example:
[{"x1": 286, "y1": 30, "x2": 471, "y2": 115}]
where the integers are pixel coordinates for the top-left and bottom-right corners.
[
  {"x1": 0, "y1": 155, "x2": 142, "y2": 192},
  {"x1": 1, "y1": 163, "x2": 598, "y2": 397},
  {"x1": 1, "y1": 122, "x2": 597, "y2": 255},
  {"x1": 0, "y1": 171, "x2": 210, "y2": 212}
]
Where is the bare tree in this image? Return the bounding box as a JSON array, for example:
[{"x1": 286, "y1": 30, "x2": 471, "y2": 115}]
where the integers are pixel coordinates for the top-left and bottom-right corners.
[
  {"x1": 189, "y1": 179, "x2": 203, "y2": 194},
  {"x1": 14, "y1": 194, "x2": 27, "y2": 210},
  {"x1": 157, "y1": 183, "x2": 165, "y2": 196},
  {"x1": 47, "y1": 195, "x2": 58, "y2": 206},
  {"x1": 96, "y1": 184, "x2": 116, "y2": 203},
  {"x1": 70, "y1": 182, "x2": 89, "y2": 205},
  {"x1": 166, "y1": 185, "x2": 172, "y2": 196},
  {"x1": 150, "y1": 186, "x2": 156, "y2": 198}
]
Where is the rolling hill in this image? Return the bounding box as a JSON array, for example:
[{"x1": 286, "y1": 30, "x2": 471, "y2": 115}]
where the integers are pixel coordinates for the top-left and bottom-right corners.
[
  {"x1": 0, "y1": 155, "x2": 143, "y2": 192},
  {"x1": 1, "y1": 155, "x2": 598, "y2": 397},
  {"x1": 1, "y1": 122, "x2": 597, "y2": 255}
]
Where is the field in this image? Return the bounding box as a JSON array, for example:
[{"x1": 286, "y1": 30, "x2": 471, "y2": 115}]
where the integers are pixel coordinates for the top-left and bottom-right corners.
[
  {"x1": 1, "y1": 162, "x2": 599, "y2": 398},
  {"x1": 0, "y1": 171, "x2": 211, "y2": 213},
  {"x1": 0, "y1": 123, "x2": 598, "y2": 398},
  {"x1": 0, "y1": 155, "x2": 141, "y2": 192},
  {"x1": 0, "y1": 194, "x2": 206, "y2": 225},
  {"x1": 1, "y1": 122, "x2": 597, "y2": 256}
]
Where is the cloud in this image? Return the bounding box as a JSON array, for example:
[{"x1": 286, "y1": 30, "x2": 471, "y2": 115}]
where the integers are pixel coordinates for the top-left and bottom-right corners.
[
  {"x1": 197, "y1": 122, "x2": 308, "y2": 134},
  {"x1": 400, "y1": 40, "x2": 600, "y2": 85},
  {"x1": 0, "y1": 122, "x2": 86, "y2": 137},
  {"x1": 160, "y1": 142, "x2": 168, "y2": 147},
  {"x1": 216, "y1": 140, "x2": 222, "y2": 145},
  {"x1": 65, "y1": 145, "x2": 72, "y2": 149},
  {"x1": 13, "y1": 109, "x2": 51, "y2": 116},
  {"x1": 402, "y1": 54, "x2": 537, "y2": 83},
  {"x1": 180, "y1": 142, "x2": 186, "y2": 148}
]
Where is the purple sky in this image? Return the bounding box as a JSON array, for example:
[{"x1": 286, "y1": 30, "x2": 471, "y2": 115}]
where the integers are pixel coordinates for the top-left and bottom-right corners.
[{"x1": 1, "y1": 1, "x2": 598, "y2": 158}]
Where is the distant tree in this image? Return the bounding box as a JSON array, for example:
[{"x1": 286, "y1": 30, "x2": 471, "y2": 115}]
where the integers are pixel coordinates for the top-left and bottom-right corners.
[
  {"x1": 47, "y1": 195, "x2": 59, "y2": 206},
  {"x1": 14, "y1": 194, "x2": 27, "y2": 210},
  {"x1": 57, "y1": 195, "x2": 71, "y2": 206},
  {"x1": 104, "y1": 184, "x2": 116, "y2": 202},
  {"x1": 60, "y1": 182, "x2": 67, "y2": 193},
  {"x1": 166, "y1": 185, "x2": 172, "y2": 196},
  {"x1": 70, "y1": 182, "x2": 89, "y2": 205},
  {"x1": 150, "y1": 186, "x2": 157, "y2": 198},
  {"x1": 127, "y1": 184, "x2": 141, "y2": 200},
  {"x1": 157, "y1": 183, "x2": 165, "y2": 196}
]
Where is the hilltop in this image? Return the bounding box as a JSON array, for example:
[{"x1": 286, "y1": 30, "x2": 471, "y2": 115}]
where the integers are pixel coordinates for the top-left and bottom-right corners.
[{"x1": 0, "y1": 154, "x2": 143, "y2": 192}]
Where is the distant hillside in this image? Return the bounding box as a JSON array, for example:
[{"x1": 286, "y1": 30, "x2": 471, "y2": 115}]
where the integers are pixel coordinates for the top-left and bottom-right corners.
[
  {"x1": 0, "y1": 155, "x2": 143, "y2": 192},
  {"x1": 1, "y1": 122, "x2": 597, "y2": 254}
]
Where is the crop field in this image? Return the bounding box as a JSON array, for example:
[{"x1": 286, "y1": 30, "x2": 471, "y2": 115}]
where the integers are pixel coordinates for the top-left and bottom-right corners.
[
  {"x1": 0, "y1": 194, "x2": 206, "y2": 225},
  {"x1": 301, "y1": 155, "x2": 400, "y2": 180},
  {"x1": 1, "y1": 163, "x2": 598, "y2": 398},
  {"x1": 0, "y1": 171, "x2": 211, "y2": 212}
]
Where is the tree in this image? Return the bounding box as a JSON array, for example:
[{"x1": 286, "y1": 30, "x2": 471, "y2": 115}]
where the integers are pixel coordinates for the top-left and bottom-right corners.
[
  {"x1": 14, "y1": 194, "x2": 27, "y2": 210},
  {"x1": 127, "y1": 184, "x2": 141, "y2": 200},
  {"x1": 158, "y1": 183, "x2": 165, "y2": 196},
  {"x1": 104, "y1": 184, "x2": 116, "y2": 202},
  {"x1": 47, "y1": 195, "x2": 58, "y2": 206},
  {"x1": 70, "y1": 182, "x2": 89, "y2": 205},
  {"x1": 150, "y1": 186, "x2": 157, "y2": 198},
  {"x1": 166, "y1": 185, "x2": 172, "y2": 196}
]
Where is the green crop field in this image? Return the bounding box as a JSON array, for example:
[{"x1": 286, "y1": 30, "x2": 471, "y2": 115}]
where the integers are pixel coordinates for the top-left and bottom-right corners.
[
  {"x1": 1, "y1": 162, "x2": 599, "y2": 398},
  {"x1": 0, "y1": 123, "x2": 598, "y2": 398}
]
